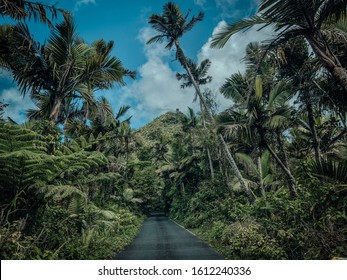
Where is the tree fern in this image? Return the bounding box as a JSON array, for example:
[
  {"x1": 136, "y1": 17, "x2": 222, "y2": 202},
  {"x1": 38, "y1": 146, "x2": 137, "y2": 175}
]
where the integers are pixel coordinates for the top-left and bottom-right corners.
[{"x1": 0, "y1": 122, "x2": 54, "y2": 190}]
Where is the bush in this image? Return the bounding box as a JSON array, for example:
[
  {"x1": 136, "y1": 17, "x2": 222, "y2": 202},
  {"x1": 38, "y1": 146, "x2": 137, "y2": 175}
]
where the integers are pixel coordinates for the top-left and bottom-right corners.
[{"x1": 226, "y1": 222, "x2": 286, "y2": 260}]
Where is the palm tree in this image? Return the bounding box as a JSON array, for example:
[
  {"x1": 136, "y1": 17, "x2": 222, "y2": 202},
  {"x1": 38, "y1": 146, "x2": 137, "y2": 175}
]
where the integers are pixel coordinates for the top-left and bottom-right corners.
[
  {"x1": 1, "y1": 15, "x2": 135, "y2": 124},
  {"x1": 148, "y1": 2, "x2": 255, "y2": 202},
  {"x1": 220, "y1": 72, "x2": 298, "y2": 198},
  {"x1": 147, "y1": 2, "x2": 211, "y2": 118},
  {"x1": 177, "y1": 59, "x2": 215, "y2": 179},
  {"x1": 176, "y1": 59, "x2": 212, "y2": 96},
  {"x1": 235, "y1": 150, "x2": 276, "y2": 200},
  {"x1": 211, "y1": 0, "x2": 347, "y2": 92}
]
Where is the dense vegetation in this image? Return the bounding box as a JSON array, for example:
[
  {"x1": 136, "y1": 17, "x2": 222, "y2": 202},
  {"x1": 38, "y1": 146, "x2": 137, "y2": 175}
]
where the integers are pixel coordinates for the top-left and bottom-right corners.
[{"x1": 1, "y1": 1, "x2": 346, "y2": 259}]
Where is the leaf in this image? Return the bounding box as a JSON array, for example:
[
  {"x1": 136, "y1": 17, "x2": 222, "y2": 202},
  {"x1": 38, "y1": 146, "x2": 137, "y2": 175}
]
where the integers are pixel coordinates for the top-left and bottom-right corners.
[{"x1": 255, "y1": 75, "x2": 263, "y2": 100}]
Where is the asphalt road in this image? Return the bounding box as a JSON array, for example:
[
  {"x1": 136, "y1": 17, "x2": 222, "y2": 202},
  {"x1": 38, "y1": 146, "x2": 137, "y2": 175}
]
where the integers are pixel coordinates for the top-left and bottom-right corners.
[{"x1": 115, "y1": 214, "x2": 223, "y2": 260}]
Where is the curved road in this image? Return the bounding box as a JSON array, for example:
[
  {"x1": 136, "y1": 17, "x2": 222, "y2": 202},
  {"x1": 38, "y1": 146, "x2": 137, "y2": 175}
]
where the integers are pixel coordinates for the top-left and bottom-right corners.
[{"x1": 115, "y1": 214, "x2": 223, "y2": 260}]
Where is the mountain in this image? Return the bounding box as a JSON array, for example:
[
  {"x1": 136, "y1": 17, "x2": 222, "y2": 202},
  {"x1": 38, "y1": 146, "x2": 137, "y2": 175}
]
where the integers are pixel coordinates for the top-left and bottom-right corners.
[{"x1": 134, "y1": 110, "x2": 185, "y2": 148}]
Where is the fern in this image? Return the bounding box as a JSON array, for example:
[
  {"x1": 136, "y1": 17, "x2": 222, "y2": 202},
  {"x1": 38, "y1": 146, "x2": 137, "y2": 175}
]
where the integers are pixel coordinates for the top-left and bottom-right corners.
[
  {"x1": 0, "y1": 122, "x2": 55, "y2": 191},
  {"x1": 309, "y1": 159, "x2": 347, "y2": 183}
]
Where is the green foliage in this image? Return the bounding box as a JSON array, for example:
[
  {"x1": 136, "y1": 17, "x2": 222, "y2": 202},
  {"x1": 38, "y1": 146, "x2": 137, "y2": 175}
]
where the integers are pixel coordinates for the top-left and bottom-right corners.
[
  {"x1": 0, "y1": 121, "x2": 144, "y2": 259},
  {"x1": 2, "y1": 0, "x2": 347, "y2": 262},
  {"x1": 135, "y1": 111, "x2": 184, "y2": 148},
  {"x1": 227, "y1": 222, "x2": 286, "y2": 259},
  {"x1": 309, "y1": 158, "x2": 347, "y2": 183}
]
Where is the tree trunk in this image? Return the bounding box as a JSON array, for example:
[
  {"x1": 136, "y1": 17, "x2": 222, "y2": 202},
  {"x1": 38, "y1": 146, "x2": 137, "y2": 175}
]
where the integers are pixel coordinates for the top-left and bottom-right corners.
[
  {"x1": 262, "y1": 138, "x2": 297, "y2": 198},
  {"x1": 306, "y1": 32, "x2": 347, "y2": 92},
  {"x1": 258, "y1": 156, "x2": 266, "y2": 201},
  {"x1": 258, "y1": 126, "x2": 297, "y2": 198},
  {"x1": 199, "y1": 100, "x2": 215, "y2": 180},
  {"x1": 265, "y1": 142, "x2": 297, "y2": 198},
  {"x1": 49, "y1": 96, "x2": 63, "y2": 124},
  {"x1": 180, "y1": 181, "x2": 185, "y2": 197},
  {"x1": 206, "y1": 148, "x2": 215, "y2": 180},
  {"x1": 175, "y1": 42, "x2": 255, "y2": 202},
  {"x1": 306, "y1": 98, "x2": 321, "y2": 164},
  {"x1": 218, "y1": 134, "x2": 255, "y2": 202},
  {"x1": 83, "y1": 101, "x2": 90, "y2": 124},
  {"x1": 275, "y1": 130, "x2": 290, "y2": 170}
]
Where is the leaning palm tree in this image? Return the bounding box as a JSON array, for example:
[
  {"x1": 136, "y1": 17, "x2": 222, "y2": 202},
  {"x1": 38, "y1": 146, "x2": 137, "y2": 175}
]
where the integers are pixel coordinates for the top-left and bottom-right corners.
[
  {"x1": 147, "y1": 2, "x2": 255, "y2": 202},
  {"x1": 147, "y1": 2, "x2": 212, "y2": 116},
  {"x1": 176, "y1": 59, "x2": 215, "y2": 179},
  {"x1": 211, "y1": 0, "x2": 347, "y2": 92},
  {"x1": 220, "y1": 72, "x2": 298, "y2": 198}
]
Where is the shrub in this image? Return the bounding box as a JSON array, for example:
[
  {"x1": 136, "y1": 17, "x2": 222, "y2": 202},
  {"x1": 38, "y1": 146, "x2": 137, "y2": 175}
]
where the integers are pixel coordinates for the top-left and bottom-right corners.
[{"x1": 227, "y1": 222, "x2": 286, "y2": 260}]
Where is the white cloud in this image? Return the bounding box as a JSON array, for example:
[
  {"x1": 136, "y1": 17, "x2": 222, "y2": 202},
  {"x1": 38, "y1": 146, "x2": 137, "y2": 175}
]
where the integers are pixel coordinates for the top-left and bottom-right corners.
[
  {"x1": 75, "y1": 0, "x2": 96, "y2": 11},
  {"x1": 197, "y1": 21, "x2": 274, "y2": 110},
  {"x1": 0, "y1": 88, "x2": 36, "y2": 123},
  {"x1": 110, "y1": 27, "x2": 200, "y2": 128},
  {"x1": 105, "y1": 21, "x2": 274, "y2": 128}
]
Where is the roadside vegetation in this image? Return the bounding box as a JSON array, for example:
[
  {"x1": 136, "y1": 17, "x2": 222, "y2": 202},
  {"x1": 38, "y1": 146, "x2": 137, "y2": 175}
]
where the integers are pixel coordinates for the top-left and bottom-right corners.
[{"x1": 1, "y1": 1, "x2": 346, "y2": 259}]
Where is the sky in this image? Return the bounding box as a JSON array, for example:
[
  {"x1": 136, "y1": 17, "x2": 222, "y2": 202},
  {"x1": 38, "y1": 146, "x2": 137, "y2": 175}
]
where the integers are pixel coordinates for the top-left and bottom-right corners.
[{"x1": 0, "y1": 0, "x2": 273, "y2": 128}]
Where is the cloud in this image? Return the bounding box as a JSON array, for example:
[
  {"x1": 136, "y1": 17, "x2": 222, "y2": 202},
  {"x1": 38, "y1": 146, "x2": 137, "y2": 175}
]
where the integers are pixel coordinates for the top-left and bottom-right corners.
[
  {"x1": 101, "y1": 19, "x2": 273, "y2": 128},
  {"x1": 0, "y1": 88, "x2": 36, "y2": 123},
  {"x1": 105, "y1": 27, "x2": 201, "y2": 128},
  {"x1": 197, "y1": 21, "x2": 274, "y2": 110},
  {"x1": 0, "y1": 69, "x2": 12, "y2": 81},
  {"x1": 74, "y1": 0, "x2": 96, "y2": 11}
]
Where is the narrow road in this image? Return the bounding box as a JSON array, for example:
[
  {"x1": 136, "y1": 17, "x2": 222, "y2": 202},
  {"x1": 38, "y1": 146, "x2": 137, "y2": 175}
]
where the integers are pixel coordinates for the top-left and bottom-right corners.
[{"x1": 115, "y1": 214, "x2": 223, "y2": 260}]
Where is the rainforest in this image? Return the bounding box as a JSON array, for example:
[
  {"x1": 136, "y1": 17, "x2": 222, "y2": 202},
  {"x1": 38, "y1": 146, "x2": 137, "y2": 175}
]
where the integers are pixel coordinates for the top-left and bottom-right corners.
[{"x1": 0, "y1": 0, "x2": 346, "y2": 260}]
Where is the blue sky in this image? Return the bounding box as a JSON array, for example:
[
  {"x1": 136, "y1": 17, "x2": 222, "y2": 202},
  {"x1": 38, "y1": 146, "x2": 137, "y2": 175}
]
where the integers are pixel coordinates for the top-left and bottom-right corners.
[{"x1": 0, "y1": 0, "x2": 273, "y2": 128}]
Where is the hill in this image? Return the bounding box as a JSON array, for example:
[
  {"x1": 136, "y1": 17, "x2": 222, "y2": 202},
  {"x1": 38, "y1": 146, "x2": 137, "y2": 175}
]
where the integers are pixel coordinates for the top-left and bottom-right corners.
[{"x1": 134, "y1": 110, "x2": 185, "y2": 148}]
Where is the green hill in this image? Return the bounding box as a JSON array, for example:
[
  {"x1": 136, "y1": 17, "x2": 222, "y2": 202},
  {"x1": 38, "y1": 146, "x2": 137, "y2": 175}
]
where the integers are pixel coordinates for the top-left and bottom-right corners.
[{"x1": 134, "y1": 110, "x2": 185, "y2": 148}]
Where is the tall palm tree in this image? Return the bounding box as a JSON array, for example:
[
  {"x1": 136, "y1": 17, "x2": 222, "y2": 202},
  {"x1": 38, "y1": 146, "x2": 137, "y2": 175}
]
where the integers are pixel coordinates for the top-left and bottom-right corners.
[
  {"x1": 177, "y1": 59, "x2": 215, "y2": 179},
  {"x1": 220, "y1": 73, "x2": 298, "y2": 198},
  {"x1": 1, "y1": 15, "x2": 135, "y2": 124},
  {"x1": 211, "y1": 0, "x2": 347, "y2": 92},
  {"x1": 147, "y1": 2, "x2": 210, "y2": 118},
  {"x1": 147, "y1": 2, "x2": 255, "y2": 202}
]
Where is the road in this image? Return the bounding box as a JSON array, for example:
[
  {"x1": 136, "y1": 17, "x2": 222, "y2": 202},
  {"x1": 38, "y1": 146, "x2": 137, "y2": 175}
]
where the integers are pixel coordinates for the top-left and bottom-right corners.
[{"x1": 115, "y1": 214, "x2": 223, "y2": 260}]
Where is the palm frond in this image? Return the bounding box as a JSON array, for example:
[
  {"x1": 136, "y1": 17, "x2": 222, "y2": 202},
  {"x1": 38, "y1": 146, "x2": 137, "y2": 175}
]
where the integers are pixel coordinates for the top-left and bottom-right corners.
[
  {"x1": 184, "y1": 10, "x2": 204, "y2": 33},
  {"x1": 220, "y1": 72, "x2": 248, "y2": 102},
  {"x1": 309, "y1": 158, "x2": 347, "y2": 183},
  {"x1": 235, "y1": 152, "x2": 259, "y2": 176},
  {"x1": 0, "y1": 0, "x2": 65, "y2": 27},
  {"x1": 268, "y1": 81, "x2": 292, "y2": 108},
  {"x1": 316, "y1": 0, "x2": 347, "y2": 27},
  {"x1": 211, "y1": 16, "x2": 269, "y2": 48}
]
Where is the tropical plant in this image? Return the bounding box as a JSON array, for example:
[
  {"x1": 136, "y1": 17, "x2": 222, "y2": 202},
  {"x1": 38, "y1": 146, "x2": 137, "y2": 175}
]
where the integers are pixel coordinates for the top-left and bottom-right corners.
[
  {"x1": 211, "y1": 0, "x2": 347, "y2": 92},
  {"x1": 176, "y1": 58, "x2": 213, "y2": 99},
  {"x1": 177, "y1": 60, "x2": 216, "y2": 178},
  {"x1": 0, "y1": 0, "x2": 64, "y2": 25},
  {"x1": 235, "y1": 150, "x2": 277, "y2": 199},
  {"x1": 0, "y1": 15, "x2": 135, "y2": 124},
  {"x1": 220, "y1": 71, "x2": 298, "y2": 198},
  {"x1": 147, "y1": 2, "x2": 255, "y2": 202}
]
